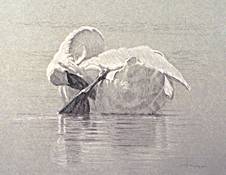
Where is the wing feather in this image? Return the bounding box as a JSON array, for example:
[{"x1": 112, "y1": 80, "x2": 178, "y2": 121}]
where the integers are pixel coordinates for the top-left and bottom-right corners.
[{"x1": 80, "y1": 46, "x2": 190, "y2": 90}]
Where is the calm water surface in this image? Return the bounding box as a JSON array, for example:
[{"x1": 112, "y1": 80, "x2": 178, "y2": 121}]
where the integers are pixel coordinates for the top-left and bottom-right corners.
[{"x1": 1, "y1": 1, "x2": 226, "y2": 174}]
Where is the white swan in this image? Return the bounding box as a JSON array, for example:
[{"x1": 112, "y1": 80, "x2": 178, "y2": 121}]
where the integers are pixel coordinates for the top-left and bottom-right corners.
[{"x1": 47, "y1": 26, "x2": 190, "y2": 114}]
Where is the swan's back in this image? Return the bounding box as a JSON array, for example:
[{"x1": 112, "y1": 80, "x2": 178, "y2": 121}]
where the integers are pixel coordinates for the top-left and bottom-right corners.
[{"x1": 80, "y1": 46, "x2": 190, "y2": 90}]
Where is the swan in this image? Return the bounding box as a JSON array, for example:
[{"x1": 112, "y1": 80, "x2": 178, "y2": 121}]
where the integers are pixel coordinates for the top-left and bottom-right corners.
[{"x1": 47, "y1": 26, "x2": 190, "y2": 114}]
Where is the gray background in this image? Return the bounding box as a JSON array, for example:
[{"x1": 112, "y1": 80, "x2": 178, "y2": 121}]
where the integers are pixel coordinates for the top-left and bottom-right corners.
[{"x1": 1, "y1": 0, "x2": 225, "y2": 174}]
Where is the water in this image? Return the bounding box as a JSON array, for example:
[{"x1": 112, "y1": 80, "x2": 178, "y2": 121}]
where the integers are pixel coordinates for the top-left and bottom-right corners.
[{"x1": 1, "y1": 0, "x2": 226, "y2": 174}]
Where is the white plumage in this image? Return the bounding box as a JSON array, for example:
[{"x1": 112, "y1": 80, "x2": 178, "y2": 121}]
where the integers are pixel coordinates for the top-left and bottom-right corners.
[{"x1": 47, "y1": 26, "x2": 190, "y2": 114}]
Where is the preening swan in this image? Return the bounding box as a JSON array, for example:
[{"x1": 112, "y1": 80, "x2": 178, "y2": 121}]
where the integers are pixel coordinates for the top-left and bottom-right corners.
[{"x1": 47, "y1": 26, "x2": 190, "y2": 115}]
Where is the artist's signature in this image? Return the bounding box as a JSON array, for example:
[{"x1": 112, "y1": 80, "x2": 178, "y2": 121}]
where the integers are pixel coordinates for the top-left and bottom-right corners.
[{"x1": 180, "y1": 164, "x2": 207, "y2": 169}]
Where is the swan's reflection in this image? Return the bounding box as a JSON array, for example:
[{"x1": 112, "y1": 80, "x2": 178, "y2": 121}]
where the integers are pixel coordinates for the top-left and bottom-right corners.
[{"x1": 52, "y1": 113, "x2": 169, "y2": 168}]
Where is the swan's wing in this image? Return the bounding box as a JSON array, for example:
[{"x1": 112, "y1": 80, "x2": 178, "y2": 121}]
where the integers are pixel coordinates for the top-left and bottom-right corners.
[
  {"x1": 80, "y1": 46, "x2": 190, "y2": 90},
  {"x1": 127, "y1": 46, "x2": 191, "y2": 90},
  {"x1": 79, "y1": 47, "x2": 128, "y2": 72}
]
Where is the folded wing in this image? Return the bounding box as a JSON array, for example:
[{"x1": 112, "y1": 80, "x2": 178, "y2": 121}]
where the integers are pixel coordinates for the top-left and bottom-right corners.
[{"x1": 80, "y1": 46, "x2": 190, "y2": 90}]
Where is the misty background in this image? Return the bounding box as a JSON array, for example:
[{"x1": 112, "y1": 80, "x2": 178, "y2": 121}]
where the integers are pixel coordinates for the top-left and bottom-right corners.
[{"x1": 0, "y1": 0, "x2": 225, "y2": 174}]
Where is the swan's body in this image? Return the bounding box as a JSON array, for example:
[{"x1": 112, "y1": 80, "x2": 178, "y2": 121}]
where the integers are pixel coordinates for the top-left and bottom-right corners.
[{"x1": 47, "y1": 26, "x2": 190, "y2": 114}]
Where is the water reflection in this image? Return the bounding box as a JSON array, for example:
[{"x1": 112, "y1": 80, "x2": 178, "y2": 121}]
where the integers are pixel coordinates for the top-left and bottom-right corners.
[{"x1": 52, "y1": 113, "x2": 169, "y2": 168}]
